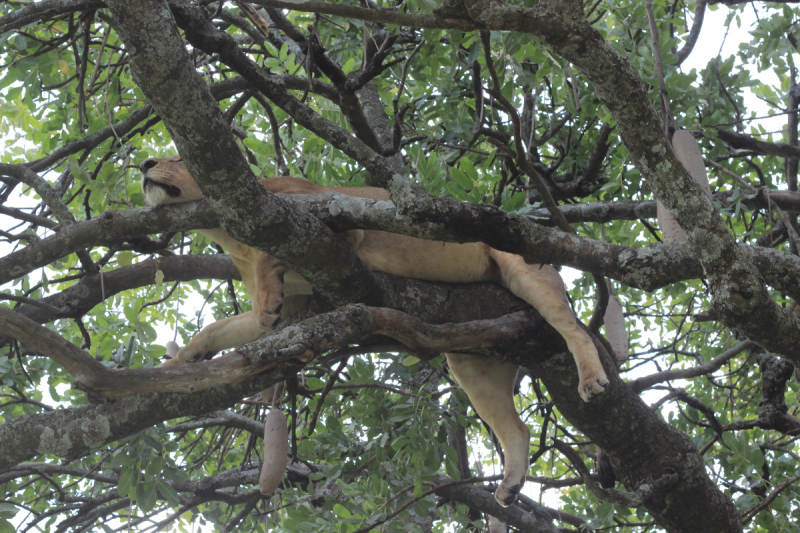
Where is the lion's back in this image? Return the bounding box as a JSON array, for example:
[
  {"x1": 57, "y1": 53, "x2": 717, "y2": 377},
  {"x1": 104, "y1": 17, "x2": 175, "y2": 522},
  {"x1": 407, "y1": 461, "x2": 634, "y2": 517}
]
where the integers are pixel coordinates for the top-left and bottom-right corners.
[{"x1": 260, "y1": 177, "x2": 389, "y2": 200}]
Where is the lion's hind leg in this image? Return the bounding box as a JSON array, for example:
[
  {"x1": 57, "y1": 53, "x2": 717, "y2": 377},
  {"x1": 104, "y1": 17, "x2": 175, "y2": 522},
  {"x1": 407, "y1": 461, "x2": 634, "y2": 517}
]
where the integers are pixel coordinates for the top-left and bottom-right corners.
[
  {"x1": 489, "y1": 250, "x2": 608, "y2": 402},
  {"x1": 255, "y1": 254, "x2": 289, "y2": 331},
  {"x1": 446, "y1": 353, "x2": 531, "y2": 506}
]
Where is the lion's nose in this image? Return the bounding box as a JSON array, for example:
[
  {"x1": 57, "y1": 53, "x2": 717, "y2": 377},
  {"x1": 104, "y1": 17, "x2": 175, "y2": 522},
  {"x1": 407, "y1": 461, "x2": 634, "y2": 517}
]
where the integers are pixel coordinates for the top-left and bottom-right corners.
[{"x1": 139, "y1": 159, "x2": 158, "y2": 173}]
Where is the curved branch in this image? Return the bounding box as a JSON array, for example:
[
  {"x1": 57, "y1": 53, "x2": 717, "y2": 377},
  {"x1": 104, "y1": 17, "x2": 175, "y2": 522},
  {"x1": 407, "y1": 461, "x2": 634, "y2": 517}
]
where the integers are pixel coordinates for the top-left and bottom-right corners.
[
  {"x1": 0, "y1": 165, "x2": 75, "y2": 224},
  {"x1": 0, "y1": 275, "x2": 532, "y2": 471},
  {"x1": 0, "y1": 201, "x2": 215, "y2": 285},
  {"x1": 675, "y1": 0, "x2": 707, "y2": 66},
  {"x1": 167, "y1": 410, "x2": 264, "y2": 437},
  {"x1": 629, "y1": 341, "x2": 754, "y2": 393},
  {"x1": 432, "y1": 475, "x2": 558, "y2": 533},
  {"x1": 0, "y1": 0, "x2": 105, "y2": 34},
  {"x1": 0, "y1": 301, "x2": 545, "y2": 399},
  {"x1": 0, "y1": 306, "x2": 107, "y2": 384},
  {"x1": 716, "y1": 127, "x2": 800, "y2": 158},
  {"x1": 8, "y1": 255, "x2": 239, "y2": 327},
  {"x1": 249, "y1": 0, "x2": 473, "y2": 30}
]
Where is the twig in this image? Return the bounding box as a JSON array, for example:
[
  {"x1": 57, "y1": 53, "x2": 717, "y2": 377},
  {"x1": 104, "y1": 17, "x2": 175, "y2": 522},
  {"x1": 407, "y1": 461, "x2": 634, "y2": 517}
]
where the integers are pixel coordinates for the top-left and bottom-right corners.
[
  {"x1": 140, "y1": 281, "x2": 181, "y2": 313},
  {"x1": 390, "y1": 38, "x2": 425, "y2": 155},
  {"x1": 705, "y1": 158, "x2": 800, "y2": 250},
  {"x1": 629, "y1": 341, "x2": 754, "y2": 392},
  {"x1": 553, "y1": 439, "x2": 677, "y2": 507},
  {"x1": 645, "y1": 0, "x2": 670, "y2": 137},
  {"x1": 351, "y1": 476, "x2": 504, "y2": 533},
  {"x1": 236, "y1": 2, "x2": 272, "y2": 38},
  {"x1": 306, "y1": 356, "x2": 349, "y2": 436},
  {"x1": 742, "y1": 474, "x2": 800, "y2": 524},
  {"x1": 0, "y1": 293, "x2": 61, "y2": 313},
  {"x1": 252, "y1": 92, "x2": 289, "y2": 175},
  {"x1": 479, "y1": 31, "x2": 573, "y2": 234}
]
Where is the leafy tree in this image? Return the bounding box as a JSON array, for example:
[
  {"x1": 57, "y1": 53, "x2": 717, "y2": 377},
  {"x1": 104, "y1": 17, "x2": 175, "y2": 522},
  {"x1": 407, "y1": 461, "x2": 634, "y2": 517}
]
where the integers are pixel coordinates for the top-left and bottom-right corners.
[{"x1": 1, "y1": 0, "x2": 800, "y2": 532}]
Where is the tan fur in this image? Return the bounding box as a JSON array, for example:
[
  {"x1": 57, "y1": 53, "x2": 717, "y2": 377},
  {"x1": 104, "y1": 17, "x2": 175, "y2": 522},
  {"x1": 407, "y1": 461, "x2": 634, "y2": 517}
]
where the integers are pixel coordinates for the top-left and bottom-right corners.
[{"x1": 140, "y1": 156, "x2": 609, "y2": 506}]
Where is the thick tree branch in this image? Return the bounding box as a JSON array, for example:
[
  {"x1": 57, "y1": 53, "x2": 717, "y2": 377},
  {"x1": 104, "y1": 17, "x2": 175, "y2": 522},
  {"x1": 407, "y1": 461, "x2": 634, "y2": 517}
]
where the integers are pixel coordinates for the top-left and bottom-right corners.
[
  {"x1": 167, "y1": 409, "x2": 264, "y2": 437},
  {"x1": 249, "y1": 0, "x2": 475, "y2": 30},
  {"x1": 717, "y1": 127, "x2": 800, "y2": 158},
  {"x1": 0, "y1": 276, "x2": 745, "y2": 533},
  {"x1": 4, "y1": 195, "x2": 800, "y2": 305},
  {"x1": 0, "y1": 301, "x2": 544, "y2": 399},
  {"x1": 0, "y1": 201, "x2": 214, "y2": 285},
  {"x1": 0, "y1": 0, "x2": 106, "y2": 34},
  {"x1": 0, "y1": 276, "x2": 531, "y2": 471},
  {"x1": 432, "y1": 475, "x2": 558, "y2": 533},
  {"x1": 4, "y1": 255, "x2": 239, "y2": 329},
  {"x1": 0, "y1": 307, "x2": 108, "y2": 386}
]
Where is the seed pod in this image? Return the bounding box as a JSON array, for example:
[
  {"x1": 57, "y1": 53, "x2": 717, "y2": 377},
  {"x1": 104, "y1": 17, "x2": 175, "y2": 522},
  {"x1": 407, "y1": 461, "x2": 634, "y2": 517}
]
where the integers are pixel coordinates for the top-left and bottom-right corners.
[
  {"x1": 488, "y1": 516, "x2": 507, "y2": 533},
  {"x1": 604, "y1": 294, "x2": 628, "y2": 363},
  {"x1": 165, "y1": 341, "x2": 180, "y2": 359},
  {"x1": 672, "y1": 130, "x2": 713, "y2": 198},
  {"x1": 259, "y1": 408, "x2": 289, "y2": 496},
  {"x1": 657, "y1": 130, "x2": 713, "y2": 243},
  {"x1": 657, "y1": 201, "x2": 687, "y2": 243}
]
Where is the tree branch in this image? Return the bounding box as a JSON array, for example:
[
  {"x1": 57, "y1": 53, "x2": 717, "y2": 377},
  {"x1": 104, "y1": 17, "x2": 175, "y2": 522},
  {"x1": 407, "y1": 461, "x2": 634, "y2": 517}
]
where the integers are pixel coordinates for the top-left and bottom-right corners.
[
  {"x1": 629, "y1": 341, "x2": 755, "y2": 393},
  {"x1": 675, "y1": 0, "x2": 706, "y2": 66},
  {"x1": 0, "y1": 301, "x2": 547, "y2": 399}
]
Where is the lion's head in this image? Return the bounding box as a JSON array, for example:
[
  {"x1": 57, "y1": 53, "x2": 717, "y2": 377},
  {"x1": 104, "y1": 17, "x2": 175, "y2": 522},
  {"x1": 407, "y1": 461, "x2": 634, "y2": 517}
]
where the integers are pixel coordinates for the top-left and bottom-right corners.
[{"x1": 140, "y1": 155, "x2": 204, "y2": 205}]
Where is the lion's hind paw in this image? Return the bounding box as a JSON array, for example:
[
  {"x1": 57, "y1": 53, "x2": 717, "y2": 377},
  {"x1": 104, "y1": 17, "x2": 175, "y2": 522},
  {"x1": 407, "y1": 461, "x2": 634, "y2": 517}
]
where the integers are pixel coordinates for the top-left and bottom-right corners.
[{"x1": 578, "y1": 371, "x2": 609, "y2": 402}]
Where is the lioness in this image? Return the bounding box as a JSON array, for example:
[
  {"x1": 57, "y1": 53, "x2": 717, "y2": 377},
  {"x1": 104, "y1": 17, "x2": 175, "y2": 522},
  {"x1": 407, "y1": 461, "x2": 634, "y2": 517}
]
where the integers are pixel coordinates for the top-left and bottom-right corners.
[{"x1": 140, "y1": 155, "x2": 609, "y2": 505}]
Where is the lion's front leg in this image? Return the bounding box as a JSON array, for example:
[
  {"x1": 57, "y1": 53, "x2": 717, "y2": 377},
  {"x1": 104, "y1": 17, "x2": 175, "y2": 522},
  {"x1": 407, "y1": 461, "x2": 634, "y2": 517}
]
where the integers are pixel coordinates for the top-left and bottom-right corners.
[
  {"x1": 446, "y1": 353, "x2": 531, "y2": 507},
  {"x1": 160, "y1": 310, "x2": 264, "y2": 366}
]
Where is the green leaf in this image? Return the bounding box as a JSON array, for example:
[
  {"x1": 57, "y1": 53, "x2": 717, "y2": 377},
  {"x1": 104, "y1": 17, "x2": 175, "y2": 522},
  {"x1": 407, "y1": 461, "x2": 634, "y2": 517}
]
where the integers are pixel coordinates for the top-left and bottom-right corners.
[
  {"x1": 333, "y1": 504, "x2": 351, "y2": 519},
  {"x1": 118, "y1": 466, "x2": 137, "y2": 498},
  {"x1": 449, "y1": 168, "x2": 473, "y2": 190},
  {"x1": 414, "y1": 474, "x2": 423, "y2": 498},
  {"x1": 157, "y1": 480, "x2": 180, "y2": 506},
  {"x1": 68, "y1": 159, "x2": 91, "y2": 186},
  {"x1": 0, "y1": 503, "x2": 16, "y2": 519},
  {"x1": 136, "y1": 481, "x2": 158, "y2": 512},
  {"x1": 401, "y1": 356, "x2": 420, "y2": 367}
]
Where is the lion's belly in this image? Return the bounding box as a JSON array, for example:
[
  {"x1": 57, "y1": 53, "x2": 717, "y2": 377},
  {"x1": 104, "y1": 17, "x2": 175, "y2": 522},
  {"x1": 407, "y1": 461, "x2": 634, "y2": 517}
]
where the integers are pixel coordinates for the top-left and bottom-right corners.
[{"x1": 354, "y1": 231, "x2": 496, "y2": 283}]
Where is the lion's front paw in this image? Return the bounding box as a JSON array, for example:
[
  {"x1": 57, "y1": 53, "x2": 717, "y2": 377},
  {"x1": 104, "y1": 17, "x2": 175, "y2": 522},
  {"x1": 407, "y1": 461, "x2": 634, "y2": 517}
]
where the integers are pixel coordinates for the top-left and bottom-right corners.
[
  {"x1": 578, "y1": 370, "x2": 609, "y2": 402},
  {"x1": 175, "y1": 344, "x2": 215, "y2": 365},
  {"x1": 494, "y1": 480, "x2": 522, "y2": 507}
]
